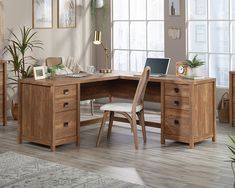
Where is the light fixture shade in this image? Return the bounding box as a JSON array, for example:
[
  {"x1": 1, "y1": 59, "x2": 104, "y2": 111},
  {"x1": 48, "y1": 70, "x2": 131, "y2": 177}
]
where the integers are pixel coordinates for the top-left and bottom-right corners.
[{"x1": 93, "y1": 31, "x2": 102, "y2": 45}]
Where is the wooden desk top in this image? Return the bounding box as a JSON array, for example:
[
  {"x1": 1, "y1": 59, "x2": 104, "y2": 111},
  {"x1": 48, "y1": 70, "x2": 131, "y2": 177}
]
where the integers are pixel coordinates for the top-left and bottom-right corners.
[{"x1": 20, "y1": 72, "x2": 216, "y2": 86}]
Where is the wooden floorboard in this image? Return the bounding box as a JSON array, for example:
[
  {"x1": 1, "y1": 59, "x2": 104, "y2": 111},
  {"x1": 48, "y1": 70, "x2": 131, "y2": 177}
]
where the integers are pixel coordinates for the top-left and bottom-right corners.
[{"x1": 0, "y1": 105, "x2": 234, "y2": 188}]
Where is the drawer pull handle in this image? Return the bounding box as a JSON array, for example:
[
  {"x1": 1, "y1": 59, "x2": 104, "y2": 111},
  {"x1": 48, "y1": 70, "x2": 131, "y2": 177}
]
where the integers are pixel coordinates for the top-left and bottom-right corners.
[
  {"x1": 63, "y1": 89, "x2": 69, "y2": 95},
  {"x1": 63, "y1": 102, "x2": 69, "y2": 108},
  {"x1": 174, "y1": 101, "x2": 179, "y2": 105},
  {"x1": 174, "y1": 88, "x2": 179, "y2": 93},
  {"x1": 174, "y1": 120, "x2": 179, "y2": 125},
  {"x1": 64, "y1": 122, "x2": 69, "y2": 127}
]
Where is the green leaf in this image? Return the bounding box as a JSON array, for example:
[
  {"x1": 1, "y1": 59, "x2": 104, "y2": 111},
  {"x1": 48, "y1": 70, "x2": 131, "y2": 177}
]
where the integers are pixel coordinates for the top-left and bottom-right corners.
[
  {"x1": 185, "y1": 55, "x2": 205, "y2": 68},
  {"x1": 4, "y1": 26, "x2": 43, "y2": 79}
]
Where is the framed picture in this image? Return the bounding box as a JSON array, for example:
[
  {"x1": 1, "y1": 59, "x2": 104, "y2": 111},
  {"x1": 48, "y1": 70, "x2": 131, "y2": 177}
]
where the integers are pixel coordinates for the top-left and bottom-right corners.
[
  {"x1": 58, "y1": 0, "x2": 76, "y2": 28},
  {"x1": 33, "y1": 66, "x2": 46, "y2": 80},
  {"x1": 32, "y1": 0, "x2": 53, "y2": 28},
  {"x1": 169, "y1": 0, "x2": 180, "y2": 16}
]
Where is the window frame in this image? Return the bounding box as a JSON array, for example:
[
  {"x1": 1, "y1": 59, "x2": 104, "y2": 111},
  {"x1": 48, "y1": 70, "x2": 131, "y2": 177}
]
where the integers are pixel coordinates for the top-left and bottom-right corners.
[
  {"x1": 186, "y1": 0, "x2": 235, "y2": 87},
  {"x1": 111, "y1": 0, "x2": 165, "y2": 72}
]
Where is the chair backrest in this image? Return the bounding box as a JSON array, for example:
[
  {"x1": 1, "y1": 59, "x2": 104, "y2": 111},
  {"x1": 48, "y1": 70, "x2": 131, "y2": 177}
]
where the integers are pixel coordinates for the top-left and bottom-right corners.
[
  {"x1": 132, "y1": 66, "x2": 151, "y2": 112},
  {"x1": 45, "y1": 57, "x2": 62, "y2": 67}
]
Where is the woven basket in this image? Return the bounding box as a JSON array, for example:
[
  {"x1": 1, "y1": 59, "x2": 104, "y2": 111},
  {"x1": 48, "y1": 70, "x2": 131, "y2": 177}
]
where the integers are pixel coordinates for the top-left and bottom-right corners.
[{"x1": 217, "y1": 92, "x2": 229, "y2": 123}]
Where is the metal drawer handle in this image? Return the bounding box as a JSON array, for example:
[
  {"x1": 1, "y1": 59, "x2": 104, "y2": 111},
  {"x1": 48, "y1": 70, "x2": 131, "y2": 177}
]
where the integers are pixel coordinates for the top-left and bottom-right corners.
[
  {"x1": 174, "y1": 88, "x2": 179, "y2": 93},
  {"x1": 63, "y1": 102, "x2": 69, "y2": 108},
  {"x1": 64, "y1": 122, "x2": 69, "y2": 127},
  {"x1": 174, "y1": 120, "x2": 179, "y2": 125},
  {"x1": 63, "y1": 89, "x2": 69, "y2": 95},
  {"x1": 174, "y1": 100, "x2": 180, "y2": 105}
]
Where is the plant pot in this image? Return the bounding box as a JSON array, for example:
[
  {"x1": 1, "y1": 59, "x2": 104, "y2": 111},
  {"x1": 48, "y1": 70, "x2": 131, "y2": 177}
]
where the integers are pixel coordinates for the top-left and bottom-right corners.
[
  {"x1": 192, "y1": 67, "x2": 201, "y2": 77},
  {"x1": 11, "y1": 100, "x2": 18, "y2": 120},
  {"x1": 187, "y1": 67, "x2": 201, "y2": 78}
]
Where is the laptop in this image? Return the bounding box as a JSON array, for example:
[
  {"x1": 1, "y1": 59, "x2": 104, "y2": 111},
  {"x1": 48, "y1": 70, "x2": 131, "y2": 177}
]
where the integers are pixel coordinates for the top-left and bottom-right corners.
[
  {"x1": 135, "y1": 58, "x2": 171, "y2": 77},
  {"x1": 145, "y1": 58, "x2": 170, "y2": 76}
]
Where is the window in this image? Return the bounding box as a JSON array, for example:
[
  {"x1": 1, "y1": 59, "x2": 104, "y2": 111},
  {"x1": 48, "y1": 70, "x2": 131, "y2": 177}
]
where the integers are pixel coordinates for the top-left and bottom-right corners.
[
  {"x1": 187, "y1": 0, "x2": 235, "y2": 87},
  {"x1": 111, "y1": 0, "x2": 164, "y2": 72}
]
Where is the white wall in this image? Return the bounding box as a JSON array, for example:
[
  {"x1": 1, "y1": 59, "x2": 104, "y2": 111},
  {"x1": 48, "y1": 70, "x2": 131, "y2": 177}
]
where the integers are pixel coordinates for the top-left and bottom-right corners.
[
  {"x1": 3, "y1": 0, "x2": 94, "y2": 67},
  {"x1": 2, "y1": 0, "x2": 95, "y2": 113}
]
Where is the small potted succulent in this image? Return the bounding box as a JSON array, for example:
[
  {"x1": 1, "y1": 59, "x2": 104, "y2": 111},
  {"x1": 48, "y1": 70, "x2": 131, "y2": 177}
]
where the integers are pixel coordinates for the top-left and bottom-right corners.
[{"x1": 185, "y1": 55, "x2": 205, "y2": 77}]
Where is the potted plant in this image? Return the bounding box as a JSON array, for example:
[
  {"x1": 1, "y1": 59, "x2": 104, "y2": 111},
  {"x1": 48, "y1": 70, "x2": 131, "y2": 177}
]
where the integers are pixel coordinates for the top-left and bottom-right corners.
[
  {"x1": 226, "y1": 135, "x2": 235, "y2": 187},
  {"x1": 47, "y1": 64, "x2": 65, "y2": 78},
  {"x1": 184, "y1": 55, "x2": 205, "y2": 77},
  {"x1": 3, "y1": 26, "x2": 43, "y2": 119}
]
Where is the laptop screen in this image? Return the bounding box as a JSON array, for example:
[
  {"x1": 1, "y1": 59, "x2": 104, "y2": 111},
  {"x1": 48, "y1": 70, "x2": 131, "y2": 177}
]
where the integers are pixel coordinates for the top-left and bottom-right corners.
[{"x1": 145, "y1": 58, "x2": 170, "y2": 75}]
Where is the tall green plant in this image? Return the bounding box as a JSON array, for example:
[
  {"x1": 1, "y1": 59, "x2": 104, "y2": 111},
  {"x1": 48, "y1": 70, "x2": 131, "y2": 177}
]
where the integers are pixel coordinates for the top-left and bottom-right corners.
[
  {"x1": 226, "y1": 135, "x2": 235, "y2": 175},
  {"x1": 3, "y1": 26, "x2": 43, "y2": 82}
]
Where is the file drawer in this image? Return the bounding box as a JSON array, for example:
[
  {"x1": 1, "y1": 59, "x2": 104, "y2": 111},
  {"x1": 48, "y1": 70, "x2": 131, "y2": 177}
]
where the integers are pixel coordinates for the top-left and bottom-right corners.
[
  {"x1": 164, "y1": 109, "x2": 190, "y2": 136},
  {"x1": 55, "y1": 110, "x2": 76, "y2": 140}
]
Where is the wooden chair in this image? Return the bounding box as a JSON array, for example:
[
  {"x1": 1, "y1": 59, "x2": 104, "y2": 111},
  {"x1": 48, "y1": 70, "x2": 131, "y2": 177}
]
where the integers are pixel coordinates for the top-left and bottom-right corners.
[
  {"x1": 96, "y1": 66, "x2": 151, "y2": 149},
  {"x1": 45, "y1": 57, "x2": 62, "y2": 67}
]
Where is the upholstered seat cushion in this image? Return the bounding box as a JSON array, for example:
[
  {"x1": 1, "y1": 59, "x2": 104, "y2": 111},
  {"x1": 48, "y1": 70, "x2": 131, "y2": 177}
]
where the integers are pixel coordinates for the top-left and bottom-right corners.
[{"x1": 100, "y1": 103, "x2": 143, "y2": 113}]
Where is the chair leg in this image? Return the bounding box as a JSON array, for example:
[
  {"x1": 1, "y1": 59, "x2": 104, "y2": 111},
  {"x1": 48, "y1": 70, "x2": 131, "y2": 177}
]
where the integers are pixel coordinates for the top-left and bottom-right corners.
[
  {"x1": 96, "y1": 111, "x2": 109, "y2": 147},
  {"x1": 90, "y1": 100, "x2": 94, "y2": 116},
  {"x1": 137, "y1": 110, "x2": 146, "y2": 143},
  {"x1": 107, "y1": 111, "x2": 114, "y2": 139},
  {"x1": 131, "y1": 113, "x2": 139, "y2": 149}
]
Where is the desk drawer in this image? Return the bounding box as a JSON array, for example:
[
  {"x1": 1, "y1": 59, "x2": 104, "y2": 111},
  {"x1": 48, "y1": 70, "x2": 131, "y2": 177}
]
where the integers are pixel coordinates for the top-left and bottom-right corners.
[
  {"x1": 165, "y1": 84, "x2": 189, "y2": 97},
  {"x1": 164, "y1": 109, "x2": 190, "y2": 136},
  {"x1": 165, "y1": 96, "x2": 190, "y2": 110},
  {"x1": 55, "y1": 111, "x2": 76, "y2": 139},
  {"x1": 55, "y1": 97, "x2": 76, "y2": 112},
  {"x1": 55, "y1": 85, "x2": 76, "y2": 99}
]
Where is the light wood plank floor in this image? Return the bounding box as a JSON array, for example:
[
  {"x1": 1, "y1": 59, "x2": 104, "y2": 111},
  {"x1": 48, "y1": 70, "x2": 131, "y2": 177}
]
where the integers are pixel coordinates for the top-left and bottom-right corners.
[{"x1": 0, "y1": 105, "x2": 234, "y2": 188}]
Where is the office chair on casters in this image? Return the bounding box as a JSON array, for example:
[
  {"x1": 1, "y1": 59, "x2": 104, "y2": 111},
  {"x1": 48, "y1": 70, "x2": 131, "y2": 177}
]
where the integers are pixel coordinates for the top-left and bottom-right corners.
[{"x1": 96, "y1": 66, "x2": 151, "y2": 149}]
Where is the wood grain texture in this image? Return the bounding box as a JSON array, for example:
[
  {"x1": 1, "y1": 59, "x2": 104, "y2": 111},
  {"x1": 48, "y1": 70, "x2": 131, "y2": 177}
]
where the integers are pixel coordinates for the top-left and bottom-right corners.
[
  {"x1": 0, "y1": 61, "x2": 7, "y2": 126},
  {"x1": 19, "y1": 74, "x2": 216, "y2": 151},
  {"x1": 230, "y1": 71, "x2": 235, "y2": 125},
  {"x1": 163, "y1": 81, "x2": 216, "y2": 148}
]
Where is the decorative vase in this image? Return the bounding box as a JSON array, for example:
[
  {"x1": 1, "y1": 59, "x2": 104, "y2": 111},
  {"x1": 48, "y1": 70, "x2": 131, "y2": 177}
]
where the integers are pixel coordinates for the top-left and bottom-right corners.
[{"x1": 11, "y1": 100, "x2": 18, "y2": 120}]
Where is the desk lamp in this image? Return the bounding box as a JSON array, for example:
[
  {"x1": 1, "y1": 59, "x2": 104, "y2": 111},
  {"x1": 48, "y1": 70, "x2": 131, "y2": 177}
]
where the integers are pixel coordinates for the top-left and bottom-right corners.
[{"x1": 93, "y1": 31, "x2": 112, "y2": 73}]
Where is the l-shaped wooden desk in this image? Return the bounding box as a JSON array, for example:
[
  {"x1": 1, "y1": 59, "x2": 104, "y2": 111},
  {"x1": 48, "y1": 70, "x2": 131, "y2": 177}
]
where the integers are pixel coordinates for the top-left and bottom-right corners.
[{"x1": 18, "y1": 73, "x2": 216, "y2": 151}]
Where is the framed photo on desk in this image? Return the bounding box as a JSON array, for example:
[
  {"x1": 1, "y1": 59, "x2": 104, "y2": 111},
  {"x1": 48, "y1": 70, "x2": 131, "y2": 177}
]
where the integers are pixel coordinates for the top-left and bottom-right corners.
[{"x1": 33, "y1": 66, "x2": 46, "y2": 80}]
